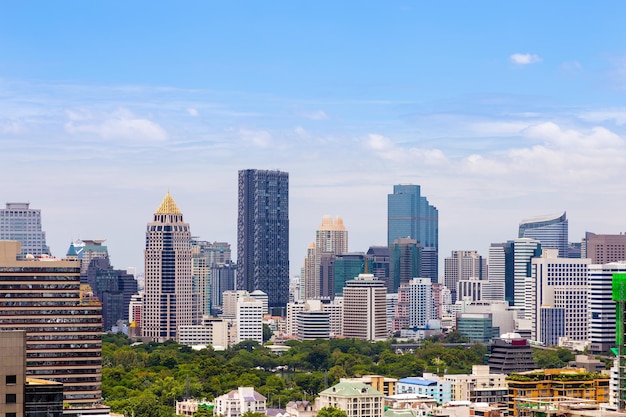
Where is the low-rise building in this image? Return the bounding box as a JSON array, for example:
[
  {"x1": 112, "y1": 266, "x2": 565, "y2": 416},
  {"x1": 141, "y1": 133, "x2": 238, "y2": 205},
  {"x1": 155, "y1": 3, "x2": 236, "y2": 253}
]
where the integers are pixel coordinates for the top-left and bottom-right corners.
[
  {"x1": 341, "y1": 375, "x2": 398, "y2": 396},
  {"x1": 442, "y1": 365, "x2": 507, "y2": 405},
  {"x1": 214, "y1": 387, "x2": 266, "y2": 417},
  {"x1": 397, "y1": 376, "x2": 451, "y2": 405},
  {"x1": 317, "y1": 381, "x2": 384, "y2": 417}
]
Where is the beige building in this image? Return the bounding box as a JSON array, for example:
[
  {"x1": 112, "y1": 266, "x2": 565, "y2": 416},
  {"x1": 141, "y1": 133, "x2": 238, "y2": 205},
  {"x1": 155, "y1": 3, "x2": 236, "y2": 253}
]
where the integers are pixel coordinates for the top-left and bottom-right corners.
[
  {"x1": 317, "y1": 381, "x2": 384, "y2": 417},
  {"x1": 143, "y1": 192, "x2": 193, "y2": 342},
  {"x1": 341, "y1": 375, "x2": 397, "y2": 396},
  {"x1": 303, "y1": 216, "x2": 348, "y2": 299},
  {"x1": 442, "y1": 365, "x2": 507, "y2": 403},
  {"x1": 0, "y1": 241, "x2": 102, "y2": 405},
  {"x1": 0, "y1": 331, "x2": 26, "y2": 417},
  {"x1": 343, "y1": 274, "x2": 387, "y2": 341}
]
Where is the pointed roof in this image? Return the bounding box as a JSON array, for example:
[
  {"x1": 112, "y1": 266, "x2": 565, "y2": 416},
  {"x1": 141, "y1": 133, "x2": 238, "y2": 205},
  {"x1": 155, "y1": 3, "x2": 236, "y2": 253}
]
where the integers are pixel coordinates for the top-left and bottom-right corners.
[
  {"x1": 66, "y1": 242, "x2": 78, "y2": 257},
  {"x1": 155, "y1": 191, "x2": 181, "y2": 214}
]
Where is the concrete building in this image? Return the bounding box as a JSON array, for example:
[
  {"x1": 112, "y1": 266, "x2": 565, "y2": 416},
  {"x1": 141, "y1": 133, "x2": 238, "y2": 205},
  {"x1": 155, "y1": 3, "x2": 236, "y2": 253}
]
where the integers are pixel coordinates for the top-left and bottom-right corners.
[
  {"x1": 456, "y1": 313, "x2": 497, "y2": 343},
  {"x1": 236, "y1": 296, "x2": 263, "y2": 344},
  {"x1": 191, "y1": 239, "x2": 212, "y2": 321},
  {"x1": 143, "y1": 192, "x2": 193, "y2": 342},
  {"x1": 519, "y1": 212, "x2": 568, "y2": 258},
  {"x1": 513, "y1": 238, "x2": 542, "y2": 314},
  {"x1": 317, "y1": 381, "x2": 384, "y2": 417},
  {"x1": 343, "y1": 274, "x2": 387, "y2": 341},
  {"x1": 408, "y1": 278, "x2": 435, "y2": 330},
  {"x1": 303, "y1": 216, "x2": 348, "y2": 299},
  {"x1": 0, "y1": 202, "x2": 51, "y2": 259},
  {"x1": 210, "y1": 261, "x2": 236, "y2": 315},
  {"x1": 588, "y1": 262, "x2": 626, "y2": 352},
  {"x1": 584, "y1": 233, "x2": 626, "y2": 264},
  {"x1": 396, "y1": 376, "x2": 452, "y2": 405},
  {"x1": 297, "y1": 310, "x2": 330, "y2": 341},
  {"x1": 486, "y1": 242, "x2": 513, "y2": 303},
  {"x1": 237, "y1": 169, "x2": 289, "y2": 311},
  {"x1": 442, "y1": 365, "x2": 507, "y2": 404},
  {"x1": 488, "y1": 334, "x2": 536, "y2": 375},
  {"x1": 0, "y1": 330, "x2": 26, "y2": 417},
  {"x1": 456, "y1": 278, "x2": 484, "y2": 302},
  {"x1": 528, "y1": 250, "x2": 589, "y2": 344},
  {"x1": 0, "y1": 241, "x2": 102, "y2": 405},
  {"x1": 214, "y1": 387, "x2": 266, "y2": 417},
  {"x1": 340, "y1": 375, "x2": 397, "y2": 397},
  {"x1": 444, "y1": 250, "x2": 487, "y2": 303},
  {"x1": 388, "y1": 184, "x2": 438, "y2": 282}
]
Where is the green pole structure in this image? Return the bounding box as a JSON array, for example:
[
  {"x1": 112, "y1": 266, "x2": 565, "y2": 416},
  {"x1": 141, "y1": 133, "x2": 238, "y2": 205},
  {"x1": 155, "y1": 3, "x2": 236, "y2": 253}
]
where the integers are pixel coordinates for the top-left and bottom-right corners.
[{"x1": 612, "y1": 273, "x2": 626, "y2": 411}]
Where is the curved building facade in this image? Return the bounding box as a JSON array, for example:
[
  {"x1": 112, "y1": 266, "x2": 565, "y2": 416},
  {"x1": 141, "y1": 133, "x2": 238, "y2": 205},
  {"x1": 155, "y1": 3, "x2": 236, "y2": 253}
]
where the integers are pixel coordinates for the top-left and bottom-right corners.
[{"x1": 518, "y1": 211, "x2": 568, "y2": 257}]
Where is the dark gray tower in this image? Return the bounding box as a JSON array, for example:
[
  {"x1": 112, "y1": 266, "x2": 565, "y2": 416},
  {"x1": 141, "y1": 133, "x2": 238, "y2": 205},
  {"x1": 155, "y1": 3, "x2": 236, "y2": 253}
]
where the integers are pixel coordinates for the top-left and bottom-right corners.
[{"x1": 237, "y1": 169, "x2": 289, "y2": 310}]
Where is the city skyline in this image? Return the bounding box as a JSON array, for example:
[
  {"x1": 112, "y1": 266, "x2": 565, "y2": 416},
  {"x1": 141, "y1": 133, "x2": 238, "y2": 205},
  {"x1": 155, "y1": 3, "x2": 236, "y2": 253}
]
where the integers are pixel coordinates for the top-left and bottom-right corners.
[{"x1": 1, "y1": 2, "x2": 626, "y2": 275}]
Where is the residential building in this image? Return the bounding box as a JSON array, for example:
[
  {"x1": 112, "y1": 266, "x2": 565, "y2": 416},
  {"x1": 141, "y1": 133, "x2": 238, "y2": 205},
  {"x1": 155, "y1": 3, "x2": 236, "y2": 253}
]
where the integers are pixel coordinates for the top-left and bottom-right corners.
[
  {"x1": 396, "y1": 376, "x2": 451, "y2": 404},
  {"x1": 214, "y1": 387, "x2": 266, "y2": 417},
  {"x1": 506, "y1": 369, "x2": 609, "y2": 417},
  {"x1": 317, "y1": 381, "x2": 384, "y2": 417},
  {"x1": 389, "y1": 238, "x2": 421, "y2": 292},
  {"x1": 408, "y1": 278, "x2": 435, "y2": 330},
  {"x1": 442, "y1": 365, "x2": 507, "y2": 404},
  {"x1": 340, "y1": 375, "x2": 397, "y2": 397},
  {"x1": 584, "y1": 232, "x2": 626, "y2": 264},
  {"x1": 343, "y1": 274, "x2": 387, "y2": 341},
  {"x1": 303, "y1": 216, "x2": 348, "y2": 299},
  {"x1": 518, "y1": 212, "x2": 568, "y2": 258},
  {"x1": 588, "y1": 262, "x2": 626, "y2": 353},
  {"x1": 0, "y1": 202, "x2": 51, "y2": 259},
  {"x1": 143, "y1": 192, "x2": 193, "y2": 342},
  {"x1": 528, "y1": 250, "x2": 589, "y2": 343},
  {"x1": 0, "y1": 241, "x2": 102, "y2": 405},
  {"x1": 236, "y1": 295, "x2": 263, "y2": 344},
  {"x1": 444, "y1": 251, "x2": 487, "y2": 303},
  {"x1": 388, "y1": 184, "x2": 438, "y2": 282},
  {"x1": 237, "y1": 169, "x2": 289, "y2": 311}
]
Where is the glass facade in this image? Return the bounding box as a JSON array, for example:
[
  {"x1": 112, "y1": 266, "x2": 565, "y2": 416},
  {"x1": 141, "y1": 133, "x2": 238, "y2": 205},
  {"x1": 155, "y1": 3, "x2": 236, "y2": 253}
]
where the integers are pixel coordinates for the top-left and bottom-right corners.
[{"x1": 518, "y1": 212, "x2": 568, "y2": 258}]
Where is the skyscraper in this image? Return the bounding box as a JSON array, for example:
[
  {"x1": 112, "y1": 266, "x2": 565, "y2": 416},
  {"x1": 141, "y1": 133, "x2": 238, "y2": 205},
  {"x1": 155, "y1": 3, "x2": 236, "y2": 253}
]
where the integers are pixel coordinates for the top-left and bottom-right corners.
[
  {"x1": 0, "y1": 202, "x2": 51, "y2": 259},
  {"x1": 444, "y1": 250, "x2": 487, "y2": 303},
  {"x1": 143, "y1": 192, "x2": 193, "y2": 342},
  {"x1": 518, "y1": 212, "x2": 568, "y2": 258},
  {"x1": 303, "y1": 216, "x2": 348, "y2": 299},
  {"x1": 486, "y1": 242, "x2": 514, "y2": 303},
  {"x1": 513, "y1": 238, "x2": 542, "y2": 313},
  {"x1": 389, "y1": 238, "x2": 421, "y2": 292},
  {"x1": 387, "y1": 184, "x2": 438, "y2": 282},
  {"x1": 237, "y1": 169, "x2": 289, "y2": 311},
  {"x1": 343, "y1": 274, "x2": 387, "y2": 341},
  {"x1": 588, "y1": 261, "x2": 626, "y2": 353}
]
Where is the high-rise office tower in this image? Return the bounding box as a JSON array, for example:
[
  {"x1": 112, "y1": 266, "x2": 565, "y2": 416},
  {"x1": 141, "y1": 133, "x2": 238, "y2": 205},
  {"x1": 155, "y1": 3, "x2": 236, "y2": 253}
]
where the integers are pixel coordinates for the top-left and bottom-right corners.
[
  {"x1": 528, "y1": 249, "x2": 589, "y2": 344},
  {"x1": 519, "y1": 212, "x2": 568, "y2": 258},
  {"x1": 486, "y1": 242, "x2": 514, "y2": 303},
  {"x1": 408, "y1": 278, "x2": 435, "y2": 330},
  {"x1": 513, "y1": 238, "x2": 542, "y2": 313},
  {"x1": 143, "y1": 192, "x2": 193, "y2": 342},
  {"x1": 444, "y1": 250, "x2": 487, "y2": 303},
  {"x1": 210, "y1": 261, "x2": 236, "y2": 315},
  {"x1": 303, "y1": 216, "x2": 348, "y2": 299},
  {"x1": 387, "y1": 184, "x2": 438, "y2": 282},
  {"x1": 0, "y1": 241, "x2": 102, "y2": 406},
  {"x1": 0, "y1": 202, "x2": 51, "y2": 259},
  {"x1": 343, "y1": 274, "x2": 387, "y2": 341},
  {"x1": 588, "y1": 261, "x2": 626, "y2": 353},
  {"x1": 584, "y1": 233, "x2": 626, "y2": 264},
  {"x1": 237, "y1": 169, "x2": 289, "y2": 311},
  {"x1": 333, "y1": 253, "x2": 371, "y2": 297},
  {"x1": 389, "y1": 238, "x2": 421, "y2": 292},
  {"x1": 367, "y1": 246, "x2": 390, "y2": 290}
]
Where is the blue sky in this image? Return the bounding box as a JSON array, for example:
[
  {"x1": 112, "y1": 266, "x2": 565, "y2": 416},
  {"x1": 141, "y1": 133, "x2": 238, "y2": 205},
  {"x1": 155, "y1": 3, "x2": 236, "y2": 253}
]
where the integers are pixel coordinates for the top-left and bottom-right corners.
[{"x1": 1, "y1": 2, "x2": 626, "y2": 275}]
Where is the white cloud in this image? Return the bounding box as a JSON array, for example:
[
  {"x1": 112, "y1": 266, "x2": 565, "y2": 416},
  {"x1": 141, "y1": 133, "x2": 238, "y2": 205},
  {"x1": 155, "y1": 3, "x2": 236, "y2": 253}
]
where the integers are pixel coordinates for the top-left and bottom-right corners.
[
  {"x1": 65, "y1": 108, "x2": 167, "y2": 141},
  {"x1": 238, "y1": 128, "x2": 272, "y2": 148},
  {"x1": 187, "y1": 108, "x2": 199, "y2": 117},
  {"x1": 578, "y1": 108, "x2": 626, "y2": 125},
  {"x1": 365, "y1": 133, "x2": 448, "y2": 166},
  {"x1": 468, "y1": 121, "x2": 530, "y2": 136},
  {"x1": 510, "y1": 53, "x2": 542, "y2": 65},
  {"x1": 302, "y1": 110, "x2": 329, "y2": 120}
]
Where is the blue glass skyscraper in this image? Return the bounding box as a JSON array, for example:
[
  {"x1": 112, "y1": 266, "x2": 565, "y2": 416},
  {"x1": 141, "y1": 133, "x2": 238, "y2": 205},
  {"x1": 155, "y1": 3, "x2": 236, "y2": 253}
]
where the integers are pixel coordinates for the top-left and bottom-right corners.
[
  {"x1": 237, "y1": 169, "x2": 289, "y2": 311},
  {"x1": 518, "y1": 211, "x2": 568, "y2": 258},
  {"x1": 387, "y1": 184, "x2": 438, "y2": 282}
]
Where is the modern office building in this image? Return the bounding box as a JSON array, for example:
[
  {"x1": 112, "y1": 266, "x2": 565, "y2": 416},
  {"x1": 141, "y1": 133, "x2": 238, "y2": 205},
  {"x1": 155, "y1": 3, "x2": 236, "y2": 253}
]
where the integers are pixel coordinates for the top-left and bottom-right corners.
[
  {"x1": 584, "y1": 233, "x2": 626, "y2": 264},
  {"x1": 0, "y1": 241, "x2": 102, "y2": 405},
  {"x1": 303, "y1": 216, "x2": 348, "y2": 299},
  {"x1": 296, "y1": 310, "x2": 330, "y2": 341},
  {"x1": 456, "y1": 313, "x2": 498, "y2": 343},
  {"x1": 236, "y1": 296, "x2": 263, "y2": 344},
  {"x1": 367, "y1": 246, "x2": 390, "y2": 291},
  {"x1": 488, "y1": 334, "x2": 536, "y2": 375},
  {"x1": 343, "y1": 274, "x2": 387, "y2": 341},
  {"x1": 237, "y1": 169, "x2": 289, "y2": 311},
  {"x1": 408, "y1": 278, "x2": 435, "y2": 330},
  {"x1": 486, "y1": 242, "x2": 513, "y2": 302},
  {"x1": 457, "y1": 278, "x2": 484, "y2": 302},
  {"x1": 389, "y1": 238, "x2": 421, "y2": 292},
  {"x1": 191, "y1": 240, "x2": 211, "y2": 322},
  {"x1": 518, "y1": 211, "x2": 568, "y2": 258},
  {"x1": 210, "y1": 261, "x2": 236, "y2": 315},
  {"x1": 444, "y1": 250, "x2": 487, "y2": 303},
  {"x1": 513, "y1": 238, "x2": 542, "y2": 312},
  {"x1": 528, "y1": 250, "x2": 589, "y2": 344},
  {"x1": 0, "y1": 202, "x2": 51, "y2": 259},
  {"x1": 334, "y1": 253, "x2": 371, "y2": 296},
  {"x1": 588, "y1": 262, "x2": 626, "y2": 353},
  {"x1": 143, "y1": 192, "x2": 193, "y2": 342},
  {"x1": 71, "y1": 239, "x2": 110, "y2": 279},
  {"x1": 387, "y1": 184, "x2": 438, "y2": 282}
]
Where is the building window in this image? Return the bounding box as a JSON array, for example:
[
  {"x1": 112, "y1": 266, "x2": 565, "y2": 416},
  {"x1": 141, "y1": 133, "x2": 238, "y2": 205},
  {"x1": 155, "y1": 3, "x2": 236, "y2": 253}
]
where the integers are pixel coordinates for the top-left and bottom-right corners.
[
  {"x1": 7, "y1": 413, "x2": 17, "y2": 417},
  {"x1": 6, "y1": 393, "x2": 16, "y2": 403},
  {"x1": 5, "y1": 375, "x2": 16, "y2": 384}
]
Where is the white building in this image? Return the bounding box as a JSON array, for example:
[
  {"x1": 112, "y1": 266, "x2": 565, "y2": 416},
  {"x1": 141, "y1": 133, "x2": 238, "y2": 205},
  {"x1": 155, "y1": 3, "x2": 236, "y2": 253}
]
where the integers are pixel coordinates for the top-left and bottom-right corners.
[
  {"x1": 236, "y1": 296, "x2": 263, "y2": 344},
  {"x1": 409, "y1": 278, "x2": 435, "y2": 329},
  {"x1": 444, "y1": 250, "x2": 487, "y2": 303},
  {"x1": 529, "y1": 249, "x2": 589, "y2": 344},
  {"x1": 513, "y1": 238, "x2": 542, "y2": 317},
  {"x1": 343, "y1": 274, "x2": 387, "y2": 341},
  {"x1": 456, "y1": 278, "x2": 484, "y2": 302},
  {"x1": 442, "y1": 365, "x2": 507, "y2": 403},
  {"x1": 214, "y1": 387, "x2": 266, "y2": 417},
  {"x1": 588, "y1": 262, "x2": 626, "y2": 353}
]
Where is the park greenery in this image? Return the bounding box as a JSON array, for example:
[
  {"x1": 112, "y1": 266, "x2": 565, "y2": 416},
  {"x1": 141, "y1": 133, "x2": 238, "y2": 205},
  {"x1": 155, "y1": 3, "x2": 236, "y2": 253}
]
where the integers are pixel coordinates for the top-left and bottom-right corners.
[{"x1": 101, "y1": 332, "x2": 486, "y2": 417}]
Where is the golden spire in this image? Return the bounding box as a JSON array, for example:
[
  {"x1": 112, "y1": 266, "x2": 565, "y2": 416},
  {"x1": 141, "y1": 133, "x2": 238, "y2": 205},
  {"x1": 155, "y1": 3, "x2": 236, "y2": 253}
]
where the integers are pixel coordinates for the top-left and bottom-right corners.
[{"x1": 155, "y1": 191, "x2": 181, "y2": 214}]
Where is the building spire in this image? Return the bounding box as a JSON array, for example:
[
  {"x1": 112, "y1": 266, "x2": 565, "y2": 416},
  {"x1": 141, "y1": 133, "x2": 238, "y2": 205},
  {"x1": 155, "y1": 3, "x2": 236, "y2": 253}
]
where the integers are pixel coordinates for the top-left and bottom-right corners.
[{"x1": 155, "y1": 191, "x2": 181, "y2": 214}]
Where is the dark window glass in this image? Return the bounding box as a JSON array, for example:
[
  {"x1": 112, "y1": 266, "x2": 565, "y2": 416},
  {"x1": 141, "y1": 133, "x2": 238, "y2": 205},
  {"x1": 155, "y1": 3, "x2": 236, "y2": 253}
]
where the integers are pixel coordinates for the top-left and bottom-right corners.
[
  {"x1": 5, "y1": 375, "x2": 16, "y2": 384},
  {"x1": 6, "y1": 393, "x2": 16, "y2": 403}
]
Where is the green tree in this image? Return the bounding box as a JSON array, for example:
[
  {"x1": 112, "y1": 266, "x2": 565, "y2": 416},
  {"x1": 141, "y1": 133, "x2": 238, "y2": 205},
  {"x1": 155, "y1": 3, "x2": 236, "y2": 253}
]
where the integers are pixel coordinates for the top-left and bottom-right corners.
[
  {"x1": 317, "y1": 406, "x2": 348, "y2": 417},
  {"x1": 263, "y1": 324, "x2": 274, "y2": 342}
]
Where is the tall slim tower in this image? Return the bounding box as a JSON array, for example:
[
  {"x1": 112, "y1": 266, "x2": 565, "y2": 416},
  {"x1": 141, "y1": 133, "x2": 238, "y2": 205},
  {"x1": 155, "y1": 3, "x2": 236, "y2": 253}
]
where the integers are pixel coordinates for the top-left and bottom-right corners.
[
  {"x1": 143, "y1": 192, "x2": 193, "y2": 342},
  {"x1": 0, "y1": 202, "x2": 51, "y2": 259},
  {"x1": 237, "y1": 169, "x2": 289, "y2": 311},
  {"x1": 387, "y1": 184, "x2": 438, "y2": 282},
  {"x1": 343, "y1": 274, "x2": 387, "y2": 341},
  {"x1": 303, "y1": 216, "x2": 348, "y2": 299}
]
